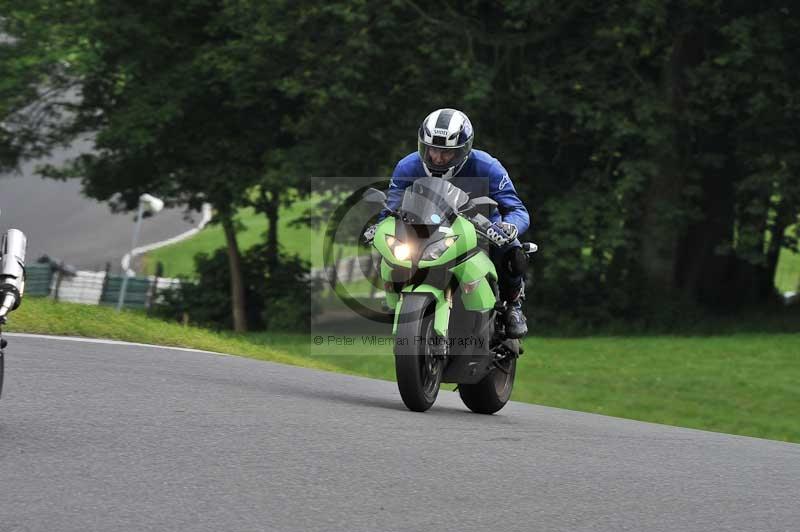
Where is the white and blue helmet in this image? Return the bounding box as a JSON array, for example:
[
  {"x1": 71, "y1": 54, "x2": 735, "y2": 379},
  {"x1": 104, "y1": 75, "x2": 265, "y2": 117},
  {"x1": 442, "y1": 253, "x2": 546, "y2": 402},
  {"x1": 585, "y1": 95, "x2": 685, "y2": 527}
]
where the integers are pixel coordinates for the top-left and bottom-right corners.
[{"x1": 418, "y1": 108, "x2": 474, "y2": 178}]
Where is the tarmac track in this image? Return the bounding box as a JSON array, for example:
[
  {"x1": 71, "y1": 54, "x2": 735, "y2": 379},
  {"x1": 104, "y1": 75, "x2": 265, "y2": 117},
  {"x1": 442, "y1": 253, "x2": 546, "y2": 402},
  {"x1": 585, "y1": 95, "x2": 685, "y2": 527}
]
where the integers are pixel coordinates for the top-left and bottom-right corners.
[
  {"x1": 0, "y1": 334, "x2": 798, "y2": 532},
  {"x1": 0, "y1": 141, "x2": 197, "y2": 271}
]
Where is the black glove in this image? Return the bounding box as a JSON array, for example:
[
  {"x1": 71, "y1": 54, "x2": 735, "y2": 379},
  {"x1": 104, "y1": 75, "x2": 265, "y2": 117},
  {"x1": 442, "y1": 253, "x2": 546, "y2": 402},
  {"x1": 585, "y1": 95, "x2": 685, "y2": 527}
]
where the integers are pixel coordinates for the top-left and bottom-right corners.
[
  {"x1": 500, "y1": 222, "x2": 518, "y2": 241},
  {"x1": 486, "y1": 223, "x2": 512, "y2": 246}
]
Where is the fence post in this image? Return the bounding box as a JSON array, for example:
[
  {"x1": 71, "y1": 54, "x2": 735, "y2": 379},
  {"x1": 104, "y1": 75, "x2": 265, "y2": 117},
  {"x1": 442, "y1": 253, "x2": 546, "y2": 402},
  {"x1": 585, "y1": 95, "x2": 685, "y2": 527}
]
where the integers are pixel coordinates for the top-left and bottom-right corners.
[
  {"x1": 52, "y1": 262, "x2": 64, "y2": 301},
  {"x1": 99, "y1": 262, "x2": 112, "y2": 304},
  {"x1": 146, "y1": 261, "x2": 164, "y2": 316}
]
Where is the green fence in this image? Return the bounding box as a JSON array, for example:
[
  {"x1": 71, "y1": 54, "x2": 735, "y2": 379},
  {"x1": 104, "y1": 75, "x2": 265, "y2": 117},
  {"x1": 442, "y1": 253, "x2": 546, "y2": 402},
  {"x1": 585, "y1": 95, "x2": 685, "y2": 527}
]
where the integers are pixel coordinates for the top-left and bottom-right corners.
[
  {"x1": 25, "y1": 263, "x2": 54, "y2": 297},
  {"x1": 23, "y1": 263, "x2": 180, "y2": 310}
]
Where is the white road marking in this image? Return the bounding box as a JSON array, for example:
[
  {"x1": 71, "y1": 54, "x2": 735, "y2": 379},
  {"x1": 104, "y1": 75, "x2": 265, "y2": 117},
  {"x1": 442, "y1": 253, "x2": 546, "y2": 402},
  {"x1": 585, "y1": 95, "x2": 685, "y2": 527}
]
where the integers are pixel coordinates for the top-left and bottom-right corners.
[
  {"x1": 121, "y1": 202, "x2": 213, "y2": 275},
  {"x1": 3, "y1": 332, "x2": 229, "y2": 356}
]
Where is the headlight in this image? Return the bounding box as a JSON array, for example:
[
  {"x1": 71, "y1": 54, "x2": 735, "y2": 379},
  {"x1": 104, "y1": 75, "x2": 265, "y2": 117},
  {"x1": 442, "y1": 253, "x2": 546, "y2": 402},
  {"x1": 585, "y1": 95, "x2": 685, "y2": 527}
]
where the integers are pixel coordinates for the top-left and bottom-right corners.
[
  {"x1": 385, "y1": 235, "x2": 412, "y2": 261},
  {"x1": 394, "y1": 244, "x2": 411, "y2": 261},
  {"x1": 421, "y1": 236, "x2": 458, "y2": 261}
]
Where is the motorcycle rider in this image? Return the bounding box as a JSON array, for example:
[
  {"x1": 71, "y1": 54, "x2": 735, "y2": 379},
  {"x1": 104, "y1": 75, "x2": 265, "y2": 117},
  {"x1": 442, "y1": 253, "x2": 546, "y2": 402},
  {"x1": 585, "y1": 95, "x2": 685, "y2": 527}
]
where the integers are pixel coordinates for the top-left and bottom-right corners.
[{"x1": 365, "y1": 108, "x2": 530, "y2": 338}]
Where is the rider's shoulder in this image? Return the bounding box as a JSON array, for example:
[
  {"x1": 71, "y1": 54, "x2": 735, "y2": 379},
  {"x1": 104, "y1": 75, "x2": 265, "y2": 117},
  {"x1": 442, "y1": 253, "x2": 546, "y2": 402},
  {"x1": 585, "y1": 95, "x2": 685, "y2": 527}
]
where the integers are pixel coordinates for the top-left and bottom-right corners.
[
  {"x1": 394, "y1": 152, "x2": 423, "y2": 175},
  {"x1": 469, "y1": 149, "x2": 506, "y2": 177}
]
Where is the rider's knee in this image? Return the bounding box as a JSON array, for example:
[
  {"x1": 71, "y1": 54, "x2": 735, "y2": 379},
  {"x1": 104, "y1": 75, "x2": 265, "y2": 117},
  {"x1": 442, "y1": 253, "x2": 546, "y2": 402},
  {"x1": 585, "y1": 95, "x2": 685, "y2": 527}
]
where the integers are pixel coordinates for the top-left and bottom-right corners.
[{"x1": 505, "y1": 246, "x2": 528, "y2": 277}]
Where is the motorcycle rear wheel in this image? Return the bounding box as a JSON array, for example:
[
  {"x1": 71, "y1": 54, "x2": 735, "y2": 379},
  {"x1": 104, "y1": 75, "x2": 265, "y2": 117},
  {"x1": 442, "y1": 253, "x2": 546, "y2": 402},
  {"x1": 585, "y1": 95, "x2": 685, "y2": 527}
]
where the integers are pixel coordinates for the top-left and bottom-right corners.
[{"x1": 458, "y1": 356, "x2": 516, "y2": 414}]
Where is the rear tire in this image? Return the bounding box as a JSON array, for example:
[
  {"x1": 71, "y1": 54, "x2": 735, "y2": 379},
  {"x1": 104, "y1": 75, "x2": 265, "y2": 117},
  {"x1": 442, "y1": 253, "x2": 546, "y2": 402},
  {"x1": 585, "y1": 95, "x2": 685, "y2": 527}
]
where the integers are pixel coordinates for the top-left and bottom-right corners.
[
  {"x1": 458, "y1": 356, "x2": 516, "y2": 414},
  {"x1": 395, "y1": 297, "x2": 443, "y2": 412}
]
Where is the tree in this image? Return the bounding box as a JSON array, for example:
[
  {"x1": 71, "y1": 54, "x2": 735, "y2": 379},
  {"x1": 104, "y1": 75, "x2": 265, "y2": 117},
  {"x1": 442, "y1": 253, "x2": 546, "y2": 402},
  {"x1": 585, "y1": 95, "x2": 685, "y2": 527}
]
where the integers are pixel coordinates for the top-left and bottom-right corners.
[
  {"x1": 6, "y1": 0, "x2": 798, "y2": 328},
  {"x1": 20, "y1": 0, "x2": 301, "y2": 332},
  {"x1": 0, "y1": 1, "x2": 78, "y2": 171}
]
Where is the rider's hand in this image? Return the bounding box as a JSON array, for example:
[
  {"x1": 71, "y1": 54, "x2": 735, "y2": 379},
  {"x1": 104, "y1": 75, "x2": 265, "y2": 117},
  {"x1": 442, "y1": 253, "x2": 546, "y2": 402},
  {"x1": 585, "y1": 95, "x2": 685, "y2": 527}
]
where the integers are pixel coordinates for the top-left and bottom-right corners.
[
  {"x1": 486, "y1": 223, "x2": 512, "y2": 246},
  {"x1": 500, "y1": 222, "x2": 518, "y2": 241},
  {"x1": 363, "y1": 223, "x2": 378, "y2": 244}
]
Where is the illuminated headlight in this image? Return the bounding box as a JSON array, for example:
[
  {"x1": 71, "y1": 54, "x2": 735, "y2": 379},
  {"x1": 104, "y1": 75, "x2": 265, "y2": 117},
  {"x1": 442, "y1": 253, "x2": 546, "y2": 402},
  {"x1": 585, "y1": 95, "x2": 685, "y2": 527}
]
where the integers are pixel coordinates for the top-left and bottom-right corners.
[
  {"x1": 385, "y1": 235, "x2": 412, "y2": 261},
  {"x1": 421, "y1": 236, "x2": 458, "y2": 261},
  {"x1": 394, "y1": 243, "x2": 411, "y2": 261}
]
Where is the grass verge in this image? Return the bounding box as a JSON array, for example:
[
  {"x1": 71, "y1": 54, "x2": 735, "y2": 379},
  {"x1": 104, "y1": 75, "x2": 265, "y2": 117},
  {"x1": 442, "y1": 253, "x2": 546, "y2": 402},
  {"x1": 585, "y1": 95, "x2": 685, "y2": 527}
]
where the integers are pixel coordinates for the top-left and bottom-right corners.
[
  {"x1": 143, "y1": 196, "x2": 361, "y2": 277},
  {"x1": 256, "y1": 331, "x2": 800, "y2": 443},
  {"x1": 6, "y1": 297, "x2": 800, "y2": 443},
  {"x1": 4, "y1": 298, "x2": 339, "y2": 373}
]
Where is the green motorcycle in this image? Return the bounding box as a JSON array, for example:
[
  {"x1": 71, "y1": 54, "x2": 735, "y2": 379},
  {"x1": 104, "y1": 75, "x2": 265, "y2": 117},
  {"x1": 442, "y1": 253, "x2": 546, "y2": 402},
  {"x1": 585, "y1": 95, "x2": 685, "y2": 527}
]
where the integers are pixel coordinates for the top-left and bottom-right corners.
[{"x1": 364, "y1": 177, "x2": 536, "y2": 414}]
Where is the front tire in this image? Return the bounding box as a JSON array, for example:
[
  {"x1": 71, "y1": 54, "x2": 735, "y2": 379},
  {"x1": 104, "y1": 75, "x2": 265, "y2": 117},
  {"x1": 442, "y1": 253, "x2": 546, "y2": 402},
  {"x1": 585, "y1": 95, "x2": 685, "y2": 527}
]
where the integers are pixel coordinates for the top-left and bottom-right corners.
[
  {"x1": 394, "y1": 296, "x2": 444, "y2": 412},
  {"x1": 458, "y1": 356, "x2": 516, "y2": 414}
]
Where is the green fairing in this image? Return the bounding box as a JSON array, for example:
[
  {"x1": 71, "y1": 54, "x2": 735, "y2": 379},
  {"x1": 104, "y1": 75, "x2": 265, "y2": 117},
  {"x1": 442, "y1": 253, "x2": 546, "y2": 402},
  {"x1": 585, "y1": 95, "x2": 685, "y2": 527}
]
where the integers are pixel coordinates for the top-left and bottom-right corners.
[
  {"x1": 417, "y1": 216, "x2": 477, "y2": 268},
  {"x1": 392, "y1": 295, "x2": 402, "y2": 333},
  {"x1": 377, "y1": 213, "x2": 496, "y2": 332},
  {"x1": 380, "y1": 258, "x2": 393, "y2": 281},
  {"x1": 385, "y1": 291, "x2": 399, "y2": 309},
  {"x1": 449, "y1": 252, "x2": 498, "y2": 311},
  {"x1": 379, "y1": 259, "x2": 399, "y2": 309},
  {"x1": 392, "y1": 284, "x2": 449, "y2": 337}
]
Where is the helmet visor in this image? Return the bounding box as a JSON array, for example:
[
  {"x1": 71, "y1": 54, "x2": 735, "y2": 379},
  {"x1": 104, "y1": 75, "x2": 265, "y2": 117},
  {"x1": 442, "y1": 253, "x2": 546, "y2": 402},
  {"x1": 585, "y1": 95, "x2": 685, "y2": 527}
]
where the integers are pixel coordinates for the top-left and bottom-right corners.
[{"x1": 418, "y1": 140, "x2": 471, "y2": 174}]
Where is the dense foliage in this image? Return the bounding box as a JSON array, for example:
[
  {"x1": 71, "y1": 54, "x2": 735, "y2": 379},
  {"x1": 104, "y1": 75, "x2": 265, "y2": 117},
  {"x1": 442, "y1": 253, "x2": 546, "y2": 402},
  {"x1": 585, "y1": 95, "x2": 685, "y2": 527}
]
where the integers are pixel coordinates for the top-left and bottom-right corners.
[
  {"x1": 156, "y1": 245, "x2": 317, "y2": 331},
  {"x1": 2, "y1": 0, "x2": 798, "y2": 328}
]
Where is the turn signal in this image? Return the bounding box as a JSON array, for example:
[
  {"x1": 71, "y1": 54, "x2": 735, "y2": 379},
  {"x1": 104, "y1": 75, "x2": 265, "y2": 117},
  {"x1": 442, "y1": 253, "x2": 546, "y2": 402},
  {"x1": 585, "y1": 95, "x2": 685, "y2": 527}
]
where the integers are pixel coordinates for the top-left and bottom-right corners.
[{"x1": 462, "y1": 280, "x2": 481, "y2": 294}]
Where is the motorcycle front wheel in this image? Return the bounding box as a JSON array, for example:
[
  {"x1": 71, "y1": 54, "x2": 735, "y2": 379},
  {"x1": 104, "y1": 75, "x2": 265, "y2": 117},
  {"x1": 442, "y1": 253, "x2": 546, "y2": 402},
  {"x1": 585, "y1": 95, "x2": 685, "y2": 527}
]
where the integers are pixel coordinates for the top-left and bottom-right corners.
[{"x1": 394, "y1": 295, "x2": 444, "y2": 412}]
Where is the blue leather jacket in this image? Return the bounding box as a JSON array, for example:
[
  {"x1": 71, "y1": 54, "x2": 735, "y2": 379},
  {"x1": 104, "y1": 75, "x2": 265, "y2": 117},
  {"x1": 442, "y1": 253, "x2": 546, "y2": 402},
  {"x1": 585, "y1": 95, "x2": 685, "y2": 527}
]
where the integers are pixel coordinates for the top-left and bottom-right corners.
[{"x1": 379, "y1": 149, "x2": 530, "y2": 234}]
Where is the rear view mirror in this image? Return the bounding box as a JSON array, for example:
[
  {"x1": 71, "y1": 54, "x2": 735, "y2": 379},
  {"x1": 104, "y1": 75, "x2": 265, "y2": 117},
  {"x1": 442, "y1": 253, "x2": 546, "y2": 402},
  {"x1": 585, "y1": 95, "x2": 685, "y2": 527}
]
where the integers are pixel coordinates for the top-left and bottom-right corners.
[
  {"x1": 470, "y1": 196, "x2": 498, "y2": 208},
  {"x1": 362, "y1": 188, "x2": 387, "y2": 205},
  {"x1": 461, "y1": 196, "x2": 497, "y2": 217}
]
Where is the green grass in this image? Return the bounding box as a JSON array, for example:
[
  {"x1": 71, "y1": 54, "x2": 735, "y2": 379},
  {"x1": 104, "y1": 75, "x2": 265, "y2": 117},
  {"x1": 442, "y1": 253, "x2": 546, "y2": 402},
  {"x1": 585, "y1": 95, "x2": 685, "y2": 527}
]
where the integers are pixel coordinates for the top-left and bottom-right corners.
[
  {"x1": 255, "y1": 331, "x2": 800, "y2": 443},
  {"x1": 4, "y1": 298, "x2": 338, "y2": 373},
  {"x1": 144, "y1": 197, "x2": 361, "y2": 278},
  {"x1": 7, "y1": 297, "x2": 800, "y2": 443}
]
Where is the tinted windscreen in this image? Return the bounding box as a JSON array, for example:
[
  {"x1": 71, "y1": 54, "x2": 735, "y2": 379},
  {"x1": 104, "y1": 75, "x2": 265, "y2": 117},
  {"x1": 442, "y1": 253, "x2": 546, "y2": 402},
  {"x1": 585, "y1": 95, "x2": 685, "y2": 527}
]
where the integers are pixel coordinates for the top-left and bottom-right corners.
[{"x1": 398, "y1": 177, "x2": 469, "y2": 225}]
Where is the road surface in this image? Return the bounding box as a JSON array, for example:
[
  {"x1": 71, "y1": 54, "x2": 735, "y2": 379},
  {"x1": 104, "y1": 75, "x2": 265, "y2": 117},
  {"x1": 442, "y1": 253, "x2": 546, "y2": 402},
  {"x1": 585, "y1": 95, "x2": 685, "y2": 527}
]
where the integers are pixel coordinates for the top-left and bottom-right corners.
[
  {"x1": 0, "y1": 334, "x2": 797, "y2": 532},
  {"x1": 0, "y1": 141, "x2": 198, "y2": 271}
]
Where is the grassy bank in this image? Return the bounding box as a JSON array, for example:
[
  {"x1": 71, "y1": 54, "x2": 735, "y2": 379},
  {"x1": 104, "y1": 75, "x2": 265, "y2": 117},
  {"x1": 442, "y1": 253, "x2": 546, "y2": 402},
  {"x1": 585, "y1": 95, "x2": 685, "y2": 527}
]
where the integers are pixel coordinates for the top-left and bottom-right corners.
[
  {"x1": 4, "y1": 298, "x2": 338, "y2": 373},
  {"x1": 144, "y1": 196, "x2": 360, "y2": 277},
  {"x1": 6, "y1": 297, "x2": 799, "y2": 443},
  {"x1": 255, "y1": 331, "x2": 800, "y2": 443}
]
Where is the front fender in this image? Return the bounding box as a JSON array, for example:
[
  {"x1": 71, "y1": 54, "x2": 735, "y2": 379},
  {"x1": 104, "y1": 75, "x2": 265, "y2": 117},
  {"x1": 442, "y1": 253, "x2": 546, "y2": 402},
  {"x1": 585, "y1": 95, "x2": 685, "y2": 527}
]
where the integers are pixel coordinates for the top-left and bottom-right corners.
[{"x1": 393, "y1": 284, "x2": 449, "y2": 337}]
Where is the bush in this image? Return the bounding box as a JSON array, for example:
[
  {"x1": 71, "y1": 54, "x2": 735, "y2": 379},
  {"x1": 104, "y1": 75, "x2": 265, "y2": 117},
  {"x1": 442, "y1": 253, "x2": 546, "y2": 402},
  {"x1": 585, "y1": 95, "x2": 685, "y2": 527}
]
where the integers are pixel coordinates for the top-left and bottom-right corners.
[{"x1": 156, "y1": 243, "x2": 319, "y2": 331}]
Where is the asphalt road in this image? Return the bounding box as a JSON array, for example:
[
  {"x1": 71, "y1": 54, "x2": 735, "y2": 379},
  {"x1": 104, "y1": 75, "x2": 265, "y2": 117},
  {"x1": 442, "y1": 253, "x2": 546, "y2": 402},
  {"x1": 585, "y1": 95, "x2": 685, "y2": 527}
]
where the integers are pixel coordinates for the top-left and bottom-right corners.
[
  {"x1": 0, "y1": 334, "x2": 798, "y2": 532},
  {"x1": 0, "y1": 141, "x2": 198, "y2": 271}
]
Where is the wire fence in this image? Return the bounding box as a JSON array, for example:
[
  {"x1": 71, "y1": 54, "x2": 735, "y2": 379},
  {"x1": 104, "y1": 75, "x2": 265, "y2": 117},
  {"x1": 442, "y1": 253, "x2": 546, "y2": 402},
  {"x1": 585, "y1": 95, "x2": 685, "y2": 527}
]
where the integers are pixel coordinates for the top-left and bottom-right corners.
[
  {"x1": 25, "y1": 262, "x2": 182, "y2": 310},
  {"x1": 21, "y1": 251, "x2": 382, "y2": 312}
]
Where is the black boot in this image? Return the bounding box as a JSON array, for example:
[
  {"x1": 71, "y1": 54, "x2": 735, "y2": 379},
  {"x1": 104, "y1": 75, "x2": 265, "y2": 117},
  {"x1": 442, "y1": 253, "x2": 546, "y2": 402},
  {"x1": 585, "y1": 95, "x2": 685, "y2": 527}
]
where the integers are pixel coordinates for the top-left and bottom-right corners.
[{"x1": 504, "y1": 288, "x2": 528, "y2": 339}]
